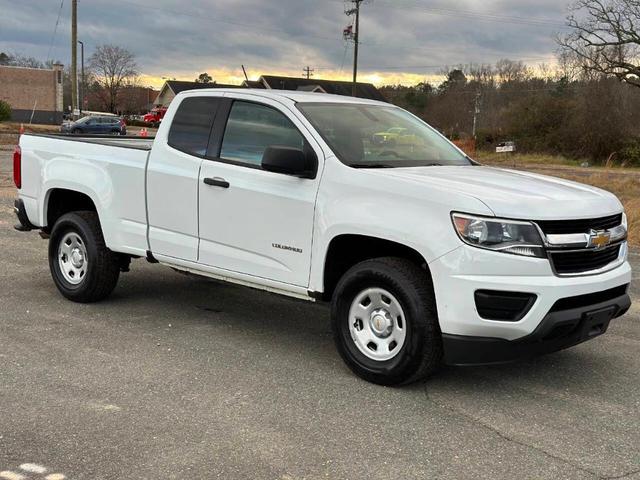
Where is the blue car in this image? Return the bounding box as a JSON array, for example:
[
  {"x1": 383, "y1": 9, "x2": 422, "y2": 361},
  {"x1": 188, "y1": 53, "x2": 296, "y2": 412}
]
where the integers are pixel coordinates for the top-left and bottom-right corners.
[{"x1": 61, "y1": 115, "x2": 126, "y2": 135}]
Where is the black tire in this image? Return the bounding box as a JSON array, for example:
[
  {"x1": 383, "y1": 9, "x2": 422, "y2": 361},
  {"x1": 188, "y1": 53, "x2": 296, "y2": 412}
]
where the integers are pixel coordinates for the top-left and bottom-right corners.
[
  {"x1": 331, "y1": 257, "x2": 442, "y2": 386},
  {"x1": 48, "y1": 211, "x2": 120, "y2": 303}
]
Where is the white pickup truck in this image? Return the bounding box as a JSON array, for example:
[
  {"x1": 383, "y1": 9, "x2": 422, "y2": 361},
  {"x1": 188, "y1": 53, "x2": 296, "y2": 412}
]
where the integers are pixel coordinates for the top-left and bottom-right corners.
[{"x1": 14, "y1": 89, "x2": 632, "y2": 385}]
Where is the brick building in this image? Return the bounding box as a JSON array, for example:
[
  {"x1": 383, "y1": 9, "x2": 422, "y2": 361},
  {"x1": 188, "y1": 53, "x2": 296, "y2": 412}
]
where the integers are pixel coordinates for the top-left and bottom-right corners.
[{"x1": 0, "y1": 63, "x2": 64, "y2": 124}]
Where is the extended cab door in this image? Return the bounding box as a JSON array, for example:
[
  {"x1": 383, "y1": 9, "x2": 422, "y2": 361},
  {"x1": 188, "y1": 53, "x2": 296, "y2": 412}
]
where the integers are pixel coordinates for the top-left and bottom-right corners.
[
  {"x1": 197, "y1": 95, "x2": 323, "y2": 287},
  {"x1": 147, "y1": 95, "x2": 222, "y2": 261}
]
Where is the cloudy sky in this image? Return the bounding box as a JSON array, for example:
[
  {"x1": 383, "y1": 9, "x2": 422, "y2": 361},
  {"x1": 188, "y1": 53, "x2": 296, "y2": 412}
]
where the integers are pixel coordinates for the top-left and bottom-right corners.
[{"x1": 0, "y1": 0, "x2": 572, "y2": 87}]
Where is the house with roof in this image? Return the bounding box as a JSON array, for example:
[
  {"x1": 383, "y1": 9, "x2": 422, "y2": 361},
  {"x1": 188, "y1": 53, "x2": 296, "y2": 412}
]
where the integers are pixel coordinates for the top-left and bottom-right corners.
[
  {"x1": 242, "y1": 75, "x2": 387, "y2": 102},
  {"x1": 154, "y1": 80, "x2": 239, "y2": 106},
  {"x1": 154, "y1": 76, "x2": 387, "y2": 107}
]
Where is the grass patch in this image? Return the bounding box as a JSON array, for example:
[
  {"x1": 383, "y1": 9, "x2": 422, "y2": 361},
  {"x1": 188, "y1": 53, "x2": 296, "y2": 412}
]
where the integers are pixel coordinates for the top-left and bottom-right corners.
[{"x1": 477, "y1": 151, "x2": 581, "y2": 167}]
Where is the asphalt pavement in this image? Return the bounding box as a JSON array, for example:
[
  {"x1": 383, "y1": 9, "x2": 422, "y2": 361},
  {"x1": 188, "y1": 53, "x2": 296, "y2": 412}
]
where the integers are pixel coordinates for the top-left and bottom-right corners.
[{"x1": 0, "y1": 149, "x2": 639, "y2": 480}]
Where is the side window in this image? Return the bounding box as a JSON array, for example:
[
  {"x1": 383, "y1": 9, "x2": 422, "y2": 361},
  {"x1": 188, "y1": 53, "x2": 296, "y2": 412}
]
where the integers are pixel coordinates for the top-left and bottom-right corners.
[
  {"x1": 220, "y1": 101, "x2": 304, "y2": 167},
  {"x1": 168, "y1": 97, "x2": 220, "y2": 157}
]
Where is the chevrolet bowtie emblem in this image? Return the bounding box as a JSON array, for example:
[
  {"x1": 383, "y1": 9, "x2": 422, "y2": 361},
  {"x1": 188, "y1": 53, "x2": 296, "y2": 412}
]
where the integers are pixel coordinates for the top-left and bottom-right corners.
[{"x1": 588, "y1": 230, "x2": 612, "y2": 249}]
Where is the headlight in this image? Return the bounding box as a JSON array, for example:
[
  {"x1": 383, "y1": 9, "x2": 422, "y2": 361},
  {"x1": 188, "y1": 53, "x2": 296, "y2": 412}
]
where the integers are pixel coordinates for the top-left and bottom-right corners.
[{"x1": 451, "y1": 213, "x2": 545, "y2": 258}]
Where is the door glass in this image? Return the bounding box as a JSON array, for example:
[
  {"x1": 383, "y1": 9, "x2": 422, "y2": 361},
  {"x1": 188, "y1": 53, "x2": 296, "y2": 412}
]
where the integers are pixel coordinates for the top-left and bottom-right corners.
[
  {"x1": 220, "y1": 101, "x2": 304, "y2": 167},
  {"x1": 168, "y1": 97, "x2": 220, "y2": 157}
]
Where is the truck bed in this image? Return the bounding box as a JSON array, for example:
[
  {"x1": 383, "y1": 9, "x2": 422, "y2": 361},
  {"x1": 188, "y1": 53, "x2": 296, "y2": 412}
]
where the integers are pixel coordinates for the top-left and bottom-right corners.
[
  {"x1": 27, "y1": 133, "x2": 155, "y2": 151},
  {"x1": 18, "y1": 133, "x2": 152, "y2": 257}
]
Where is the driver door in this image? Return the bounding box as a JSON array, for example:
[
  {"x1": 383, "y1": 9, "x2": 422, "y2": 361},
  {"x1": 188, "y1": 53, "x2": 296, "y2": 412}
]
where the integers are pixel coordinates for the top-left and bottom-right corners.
[{"x1": 197, "y1": 96, "x2": 322, "y2": 287}]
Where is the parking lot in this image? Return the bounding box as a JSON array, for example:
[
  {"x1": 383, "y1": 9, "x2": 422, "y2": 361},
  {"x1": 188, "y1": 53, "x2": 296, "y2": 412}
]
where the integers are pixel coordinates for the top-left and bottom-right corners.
[{"x1": 0, "y1": 148, "x2": 639, "y2": 480}]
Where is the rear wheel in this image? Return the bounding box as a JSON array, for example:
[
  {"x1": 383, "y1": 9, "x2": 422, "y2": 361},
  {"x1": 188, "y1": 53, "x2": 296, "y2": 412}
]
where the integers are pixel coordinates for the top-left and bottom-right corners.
[
  {"x1": 331, "y1": 257, "x2": 442, "y2": 386},
  {"x1": 48, "y1": 211, "x2": 120, "y2": 303}
]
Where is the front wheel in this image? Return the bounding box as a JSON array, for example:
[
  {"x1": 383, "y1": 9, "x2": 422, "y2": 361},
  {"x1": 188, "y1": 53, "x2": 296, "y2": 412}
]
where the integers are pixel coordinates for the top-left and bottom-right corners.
[
  {"x1": 49, "y1": 211, "x2": 121, "y2": 303},
  {"x1": 331, "y1": 257, "x2": 442, "y2": 386}
]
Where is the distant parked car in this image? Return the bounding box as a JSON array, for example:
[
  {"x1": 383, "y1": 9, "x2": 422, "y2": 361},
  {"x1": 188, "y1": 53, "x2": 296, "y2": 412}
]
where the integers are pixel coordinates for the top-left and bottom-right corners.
[
  {"x1": 61, "y1": 115, "x2": 126, "y2": 135},
  {"x1": 371, "y1": 127, "x2": 419, "y2": 146}
]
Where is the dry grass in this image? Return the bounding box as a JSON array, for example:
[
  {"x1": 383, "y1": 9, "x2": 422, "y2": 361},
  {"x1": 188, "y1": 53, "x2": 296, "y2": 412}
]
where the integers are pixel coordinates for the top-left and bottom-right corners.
[
  {"x1": 477, "y1": 151, "x2": 580, "y2": 168},
  {"x1": 0, "y1": 122, "x2": 59, "y2": 134},
  {"x1": 0, "y1": 122, "x2": 59, "y2": 145}
]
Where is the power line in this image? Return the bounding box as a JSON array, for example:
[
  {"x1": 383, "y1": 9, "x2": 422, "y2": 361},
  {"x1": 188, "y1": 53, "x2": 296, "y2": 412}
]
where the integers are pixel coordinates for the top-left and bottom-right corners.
[
  {"x1": 338, "y1": 43, "x2": 350, "y2": 74},
  {"x1": 332, "y1": 0, "x2": 567, "y2": 29},
  {"x1": 46, "y1": 0, "x2": 66, "y2": 62}
]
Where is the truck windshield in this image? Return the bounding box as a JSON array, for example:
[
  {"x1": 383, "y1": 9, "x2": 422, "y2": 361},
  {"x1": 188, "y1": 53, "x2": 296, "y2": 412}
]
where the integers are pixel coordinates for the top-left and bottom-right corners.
[{"x1": 297, "y1": 103, "x2": 471, "y2": 168}]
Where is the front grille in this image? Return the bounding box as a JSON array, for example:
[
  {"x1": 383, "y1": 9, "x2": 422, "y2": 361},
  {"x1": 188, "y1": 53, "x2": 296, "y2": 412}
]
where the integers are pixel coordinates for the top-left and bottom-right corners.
[
  {"x1": 549, "y1": 284, "x2": 629, "y2": 312},
  {"x1": 549, "y1": 244, "x2": 621, "y2": 274},
  {"x1": 536, "y1": 214, "x2": 622, "y2": 234}
]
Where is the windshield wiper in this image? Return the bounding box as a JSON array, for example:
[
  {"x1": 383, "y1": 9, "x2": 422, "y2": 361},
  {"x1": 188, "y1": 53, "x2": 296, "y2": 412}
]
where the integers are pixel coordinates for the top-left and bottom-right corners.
[{"x1": 349, "y1": 163, "x2": 395, "y2": 169}]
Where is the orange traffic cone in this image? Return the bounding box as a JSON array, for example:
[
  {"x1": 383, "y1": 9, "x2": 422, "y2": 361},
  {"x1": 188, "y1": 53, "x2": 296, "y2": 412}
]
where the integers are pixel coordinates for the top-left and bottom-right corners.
[
  {"x1": 19, "y1": 124, "x2": 25, "y2": 136},
  {"x1": 140, "y1": 128, "x2": 148, "y2": 137}
]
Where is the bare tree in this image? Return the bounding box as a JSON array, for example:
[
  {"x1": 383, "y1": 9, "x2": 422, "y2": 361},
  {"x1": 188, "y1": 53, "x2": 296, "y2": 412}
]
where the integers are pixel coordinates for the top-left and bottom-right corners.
[
  {"x1": 558, "y1": 0, "x2": 640, "y2": 87},
  {"x1": 89, "y1": 44, "x2": 138, "y2": 112},
  {"x1": 0, "y1": 52, "x2": 46, "y2": 68}
]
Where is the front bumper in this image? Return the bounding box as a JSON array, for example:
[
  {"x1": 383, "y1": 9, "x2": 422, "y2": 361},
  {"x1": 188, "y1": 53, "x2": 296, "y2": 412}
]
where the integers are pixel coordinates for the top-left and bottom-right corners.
[
  {"x1": 442, "y1": 286, "x2": 631, "y2": 365},
  {"x1": 429, "y1": 244, "x2": 633, "y2": 363}
]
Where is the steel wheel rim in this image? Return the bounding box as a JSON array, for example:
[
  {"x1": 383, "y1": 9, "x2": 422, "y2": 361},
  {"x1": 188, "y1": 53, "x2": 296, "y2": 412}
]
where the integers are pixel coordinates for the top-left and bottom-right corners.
[
  {"x1": 58, "y1": 232, "x2": 88, "y2": 285},
  {"x1": 348, "y1": 287, "x2": 407, "y2": 362}
]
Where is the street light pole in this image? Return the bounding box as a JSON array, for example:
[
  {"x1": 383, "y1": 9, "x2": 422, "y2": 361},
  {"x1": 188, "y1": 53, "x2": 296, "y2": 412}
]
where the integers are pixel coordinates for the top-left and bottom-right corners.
[
  {"x1": 77, "y1": 40, "x2": 84, "y2": 116},
  {"x1": 71, "y1": 0, "x2": 77, "y2": 117}
]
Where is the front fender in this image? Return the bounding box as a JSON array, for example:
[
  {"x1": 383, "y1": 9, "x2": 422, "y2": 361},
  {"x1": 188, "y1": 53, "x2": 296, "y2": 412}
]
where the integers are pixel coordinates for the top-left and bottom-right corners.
[{"x1": 308, "y1": 157, "x2": 493, "y2": 293}]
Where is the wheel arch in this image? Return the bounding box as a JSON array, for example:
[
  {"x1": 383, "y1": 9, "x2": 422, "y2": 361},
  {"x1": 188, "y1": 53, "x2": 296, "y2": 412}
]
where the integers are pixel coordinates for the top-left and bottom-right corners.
[
  {"x1": 318, "y1": 233, "x2": 432, "y2": 301},
  {"x1": 43, "y1": 187, "x2": 101, "y2": 231}
]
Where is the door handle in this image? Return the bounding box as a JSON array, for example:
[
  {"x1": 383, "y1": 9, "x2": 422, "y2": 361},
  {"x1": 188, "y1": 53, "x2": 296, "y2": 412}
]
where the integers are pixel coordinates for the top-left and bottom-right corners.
[{"x1": 203, "y1": 177, "x2": 230, "y2": 188}]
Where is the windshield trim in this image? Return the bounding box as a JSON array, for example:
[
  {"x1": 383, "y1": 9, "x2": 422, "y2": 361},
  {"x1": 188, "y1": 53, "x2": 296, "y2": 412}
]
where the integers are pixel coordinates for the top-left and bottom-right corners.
[{"x1": 295, "y1": 102, "x2": 473, "y2": 169}]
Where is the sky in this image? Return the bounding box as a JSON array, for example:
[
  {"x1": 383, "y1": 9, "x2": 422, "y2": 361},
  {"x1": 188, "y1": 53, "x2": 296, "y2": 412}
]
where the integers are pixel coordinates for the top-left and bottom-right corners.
[{"x1": 0, "y1": 0, "x2": 572, "y2": 88}]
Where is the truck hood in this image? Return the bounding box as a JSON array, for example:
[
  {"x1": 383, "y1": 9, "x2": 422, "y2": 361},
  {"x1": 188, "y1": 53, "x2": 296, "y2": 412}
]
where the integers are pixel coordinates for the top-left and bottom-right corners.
[{"x1": 375, "y1": 165, "x2": 623, "y2": 220}]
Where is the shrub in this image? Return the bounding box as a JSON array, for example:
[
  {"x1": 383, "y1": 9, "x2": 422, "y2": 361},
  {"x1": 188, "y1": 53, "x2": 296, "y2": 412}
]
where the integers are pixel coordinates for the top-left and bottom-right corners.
[
  {"x1": 0, "y1": 100, "x2": 11, "y2": 122},
  {"x1": 618, "y1": 141, "x2": 640, "y2": 167}
]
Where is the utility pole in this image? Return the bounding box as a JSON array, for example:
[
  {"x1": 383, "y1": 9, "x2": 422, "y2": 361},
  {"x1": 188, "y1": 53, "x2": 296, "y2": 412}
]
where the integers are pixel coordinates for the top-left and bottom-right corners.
[
  {"x1": 345, "y1": 0, "x2": 365, "y2": 97},
  {"x1": 78, "y1": 40, "x2": 84, "y2": 116},
  {"x1": 303, "y1": 66, "x2": 314, "y2": 79},
  {"x1": 472, "y1": 91, "x2": 481, "y2": 140},
  {"x1": 71, "y1": 0, "x2": 78, "y2": 117}
]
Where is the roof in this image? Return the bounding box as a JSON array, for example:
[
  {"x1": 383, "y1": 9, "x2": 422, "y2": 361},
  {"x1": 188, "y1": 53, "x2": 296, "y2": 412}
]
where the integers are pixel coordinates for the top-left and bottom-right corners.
[
  {"x1": 241, "y1": 80, "x2": 266, "y2": 89},
  {"x1": 259, "y1": 75, "x2": 387, "y2": 102},
  {"x1": 165, "y1": 80, "x2": 239, "y2": 94},
  {"x1": 178, "y1": 88, "x2": 388, "y2": 106},
  {"x1": 296, "y1": 85, "x2": 327, "y2": 93}
]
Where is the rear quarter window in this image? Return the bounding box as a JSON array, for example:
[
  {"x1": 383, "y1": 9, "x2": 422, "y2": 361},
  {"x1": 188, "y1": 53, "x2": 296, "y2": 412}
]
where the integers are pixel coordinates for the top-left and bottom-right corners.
[{"x1": 168, "y1": 97, "x2": 221, "y2": 157}]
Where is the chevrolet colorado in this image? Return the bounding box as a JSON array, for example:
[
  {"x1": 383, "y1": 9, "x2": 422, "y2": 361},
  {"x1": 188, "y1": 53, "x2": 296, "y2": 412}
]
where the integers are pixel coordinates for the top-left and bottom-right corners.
[{"x1": 13, "y1": 89, "x2": 632, "y2": 385}]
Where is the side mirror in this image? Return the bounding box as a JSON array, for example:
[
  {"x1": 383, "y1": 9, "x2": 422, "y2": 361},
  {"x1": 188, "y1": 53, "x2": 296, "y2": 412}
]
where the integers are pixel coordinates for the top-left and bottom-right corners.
[{"x1": 262, "y1": 146, "x2": 317, "y2": 179}]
